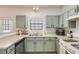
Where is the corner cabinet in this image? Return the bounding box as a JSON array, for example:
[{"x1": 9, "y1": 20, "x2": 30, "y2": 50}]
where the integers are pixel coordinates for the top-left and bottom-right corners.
[{"x1": 0, "y1": 45, "x2": 15, "y2": 54}]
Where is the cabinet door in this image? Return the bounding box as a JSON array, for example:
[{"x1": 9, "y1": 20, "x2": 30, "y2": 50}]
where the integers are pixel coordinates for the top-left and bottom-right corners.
[
  {"x1": 46, "y1": 16, "x2": 59, "y2": 28},
  {"x1": 68, "y1": 21, "x2": 76, "y2": 28},
  {"x1": 35, "y1": 38, "x2": 44, "y2": 52},
  {"x1": 44, "y1": 37, "x2": 56, "y2": 52},
  {"x1": 25, "y1": 38, "x2": 35, "y2": 52},
  {"x1": 16, "y1": 15, "x2": 26, "y2": 28},
  {"x1": 0, "y1": 49, "x2": 6, "y2": 54}
]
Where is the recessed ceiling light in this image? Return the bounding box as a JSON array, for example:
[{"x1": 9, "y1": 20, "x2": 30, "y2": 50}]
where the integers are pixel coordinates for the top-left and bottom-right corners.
[
  {"x1": 33, "y1": 7, "x2": 39, "y2": 11},
  {"x1": 33, "y1": 7, "x2": 35, "y2": 10},
  {"x1": 36, "y1": 7, "x2": 39, "y2": 10}
]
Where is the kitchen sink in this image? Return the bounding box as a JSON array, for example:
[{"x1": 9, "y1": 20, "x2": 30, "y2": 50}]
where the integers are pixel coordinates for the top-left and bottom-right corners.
[
  {"x1": 28, "y1": 32, "x2": 43, "y2": 36},
  {"x1": 29, "y1": 34, "x2": 43, "y2": 36},
  {"x1": 63, "y1": 38, "x2": 79, "y2": 42},
  {"x1": 71, "y1": 44, "x2": 79, "y2": 49}
]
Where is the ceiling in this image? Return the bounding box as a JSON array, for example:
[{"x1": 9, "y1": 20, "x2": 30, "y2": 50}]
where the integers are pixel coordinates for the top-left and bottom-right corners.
[{"x1": 0, "y1": 5, "x2": 64, "y2": 8}]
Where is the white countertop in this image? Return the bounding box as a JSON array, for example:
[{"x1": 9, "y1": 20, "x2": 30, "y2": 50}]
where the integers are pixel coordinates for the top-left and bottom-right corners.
[
  {"x1": 0, "y1": 33, "x2": 67, "y2": 49},
  {"x1": 0, "y1": 32, "x2": 79, "y2": 54},
  {"x1": 0, "y1": 35, "x2": 25, "y2": 49},
  {"x1": 60, "y1": 38, "x2": 79, "y2": 54}
]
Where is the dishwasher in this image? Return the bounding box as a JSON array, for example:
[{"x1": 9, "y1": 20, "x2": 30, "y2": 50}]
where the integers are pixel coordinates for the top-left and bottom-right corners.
[{"x1": 15, "y1": 38, "x2": 25, "y2": 54}]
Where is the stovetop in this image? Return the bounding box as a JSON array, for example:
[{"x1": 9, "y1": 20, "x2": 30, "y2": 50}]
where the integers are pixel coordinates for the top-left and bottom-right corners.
[{"x1": 71, "y1": 44, "x2": 79, "y2": 49}]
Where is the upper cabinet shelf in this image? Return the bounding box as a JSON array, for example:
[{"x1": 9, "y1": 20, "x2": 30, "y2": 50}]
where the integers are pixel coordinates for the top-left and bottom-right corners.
[
  {"x1": 67, "y1": 5, "x2": 79, "y2": 21},
  {"x1": 67, "y1": 14, "x2": 79, "y2": 21}
]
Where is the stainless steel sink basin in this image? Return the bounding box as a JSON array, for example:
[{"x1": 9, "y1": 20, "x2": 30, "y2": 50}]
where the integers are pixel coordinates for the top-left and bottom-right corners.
[
  {"x1": 29, "y1": 35, "x2": 43, "y2": 36},
  {"x1": 63, "y1": 38, "x2": 79, "y2": 42},
  {"x1": 29, "y1": 34, "x2": 43, "y2": 36}
]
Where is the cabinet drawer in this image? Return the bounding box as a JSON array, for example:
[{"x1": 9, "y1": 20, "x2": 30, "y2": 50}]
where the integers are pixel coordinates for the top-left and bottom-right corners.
[{"x1": 6, "y1": 45, "x2": 15, "y2": 54}]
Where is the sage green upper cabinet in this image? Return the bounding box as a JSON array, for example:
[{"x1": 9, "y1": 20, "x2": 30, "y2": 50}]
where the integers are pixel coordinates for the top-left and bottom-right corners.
[
  {"x1": 68, "y1": 7, "x2": 75, "y2": 17},
  {"x1": 16, "y1": 15, "x2": 26, "y2": 28},
  {"x1": 46, "y1": 16, "x2": 59, "y2": 28},
  {"x1": 68, "y1": 20, "x2": 76, "y2": 28},
  {"x1": 59, "y1": 15, "x2": 64, "y2": 27}
]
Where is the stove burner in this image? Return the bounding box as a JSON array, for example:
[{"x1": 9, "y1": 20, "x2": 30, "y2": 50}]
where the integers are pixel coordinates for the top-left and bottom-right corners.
[
  {"x1": 71, "y1": 44, "x2": 79, "y2": 49},
  {"x1": 63, "y1": 39, "x2": 79, "y2": 42}
]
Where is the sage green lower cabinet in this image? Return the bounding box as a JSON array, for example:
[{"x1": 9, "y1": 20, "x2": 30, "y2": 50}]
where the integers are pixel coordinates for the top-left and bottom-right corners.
[
  {"x1": 25, "y1": 37, "x2": 35, "y2": 52},
  {"x1": 25, "y1": 37, "x2": 44, "y2": 52},
  {"x1": 25, "y1": 37, "x2": 56, "y2": 53},
  {"x1": 0, "y1": 49, "x2": 6, "y2": 54},
  {"x1": 44, "y1": 37, "x2": 56, "y2": 52},
  {"x1": 35, "y1": 38, "x2": 44, "y2": 52},
  {"x1": 0, "y1": 45, "x2": 15, "y2": 54}
]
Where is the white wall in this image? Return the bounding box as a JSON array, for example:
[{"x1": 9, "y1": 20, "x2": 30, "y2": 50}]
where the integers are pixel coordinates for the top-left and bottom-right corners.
[
  {"x1": 0, "y1": 7, "x2": 62, "y2": 33},
  {"x1": 61, "y1": 5, "x2": 75, "y2": 14},
  {"x1": 0, "y1": 6, "x2": 76, "y2": 33},
  {"x1": 0, "y1": 7, "x2": 62, "y2": 17}
]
